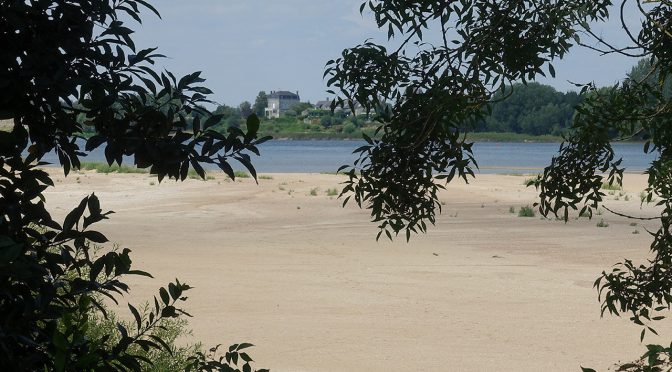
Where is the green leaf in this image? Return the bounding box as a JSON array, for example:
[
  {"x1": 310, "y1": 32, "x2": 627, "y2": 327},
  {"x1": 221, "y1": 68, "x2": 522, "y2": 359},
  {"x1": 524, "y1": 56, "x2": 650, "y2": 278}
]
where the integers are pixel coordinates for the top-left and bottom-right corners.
[
  {"x1": 128, "y1": 304, "x2": 142, "y2": 330},
  {"x1": 246, "y1": 114, "x2": 260, "y2": 137},
  {"x1": 0, "y1": 236, "x2": 22, "y2": 264},
  {"x1": 82, "y1": 230, "x2": 109, "y2": 243},
  {"x1": 237, "y1": 343, "x2": 254, "y2": 350},
  {"x1": 159, "y1": 287, "x2": 170, "y2": 305},
  {"x1": 63, "y1": 197, "x2": 89, "y2": 232}
]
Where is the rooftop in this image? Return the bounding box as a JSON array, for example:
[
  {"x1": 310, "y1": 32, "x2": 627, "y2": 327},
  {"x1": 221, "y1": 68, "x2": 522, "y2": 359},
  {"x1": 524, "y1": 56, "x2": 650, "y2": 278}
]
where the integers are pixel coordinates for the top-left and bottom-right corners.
[{"x1": 268, "y1": 90, "x2": 300, "y2": 99}]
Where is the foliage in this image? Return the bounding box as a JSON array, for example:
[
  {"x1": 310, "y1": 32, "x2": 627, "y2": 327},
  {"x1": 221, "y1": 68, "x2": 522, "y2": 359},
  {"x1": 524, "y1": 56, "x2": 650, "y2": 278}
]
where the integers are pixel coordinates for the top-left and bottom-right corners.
[
  {"x1": 517, "y1": 206, "x2": 535, "y2": 218},
  {"x1": 0, "y1": 1, "x2": 268, "y2": 371},
  {"x1": 478, "y1": 83, "x2": 582, "y2": 136},
  {"x1": 84, "y1": 291, "x2": 202, "y2": 371},
  {"x1": 234, "y1": 171, "x2": 251, "y2": 179},
  {"x1": 257, "y1": 116, "x2": 379, "y2": 140},
  {"x1": 239, "y1": 101, "x2": 253, "y2": 119},
  {"x1": 327, "y1": 0, "x2": 610, "y2": 241},
  {"x1": 253, "y1": 91, "x2": 268, "y2": 117},
  {"x1": 80, "y1": 161, "x2": 149, "y2": 174},
  {"x1": 292, "y1": 102, "x2": 315, "y2": 116},
  {"x1": 328, "y1": 0, "x2": 672, "y2": 369}
]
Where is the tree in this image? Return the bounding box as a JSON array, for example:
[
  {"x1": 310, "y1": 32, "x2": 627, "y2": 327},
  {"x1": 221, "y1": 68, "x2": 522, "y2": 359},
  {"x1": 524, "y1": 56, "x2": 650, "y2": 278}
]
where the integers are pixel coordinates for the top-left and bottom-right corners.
[
  {"x1": 239, "y1": 101, "x2": 253, "y2": 118},
  {"x1": 327, "y1": 0, "x2": 672, "y2": 369},
  {"x1": 292, "y1": 102, "x2": 314, "y2": 117},
  {"x1": 253, "y1": 91, "x2": 268, "y2": 117},
  {"x1": 0, "y1": 1, "x2": 268, "y2": 371},
  {"x1": 478, "y1": 83, "x2": 581, "y2": 135}
]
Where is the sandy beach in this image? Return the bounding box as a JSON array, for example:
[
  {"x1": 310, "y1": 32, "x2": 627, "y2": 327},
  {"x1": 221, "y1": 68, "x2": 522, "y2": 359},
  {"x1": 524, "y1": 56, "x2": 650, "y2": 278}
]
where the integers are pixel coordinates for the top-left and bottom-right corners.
[{"x1": 42, "y1": 170, "x2": 665, "y2": 371}]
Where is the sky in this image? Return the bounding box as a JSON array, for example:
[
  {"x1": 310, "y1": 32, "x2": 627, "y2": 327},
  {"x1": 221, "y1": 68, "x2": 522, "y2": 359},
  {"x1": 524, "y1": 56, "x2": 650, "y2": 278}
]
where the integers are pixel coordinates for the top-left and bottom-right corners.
[{"x1": 129, "y1": 1, "x2": 645, "y2": 106}]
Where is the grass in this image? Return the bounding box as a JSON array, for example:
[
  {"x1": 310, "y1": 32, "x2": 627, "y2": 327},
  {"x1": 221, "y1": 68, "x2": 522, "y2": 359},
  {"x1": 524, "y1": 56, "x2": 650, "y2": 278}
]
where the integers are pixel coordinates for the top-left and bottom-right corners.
[
  {"x1": 258, "y1": 175, "x2": 273, "y2": 180},
  {"x1": 80, "y1": 162, "x2": 148, "y2": 174},
  {"x1": 187, "y1": 169, "x2": 215, "y2": 181},
  {"x1": 633, "y1": 230, "x2": 640, "y2": 234},
  {"x1": 326, "y1": 188, "x2": 339, "y2": 196},
  {"x1": 518, "y1": 206, "x2": 535, "y2": 217},
  {"x1": 596, "y1": 219, "x2": 609, "y2": 228},
  {"x1": 601, "y1": 182, "x2": 622, "y2": 191},
  {"x1": 309, "y1": 187, "x2": 318, "y2": 196},
  {"x1": 509, "y1": 206, "x2": 515, "y2": 214}
]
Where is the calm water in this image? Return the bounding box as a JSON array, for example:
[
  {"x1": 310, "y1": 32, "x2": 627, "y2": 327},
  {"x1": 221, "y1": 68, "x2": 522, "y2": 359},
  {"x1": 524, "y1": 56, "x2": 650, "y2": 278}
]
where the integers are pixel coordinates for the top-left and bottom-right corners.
[{"x1": 40, "y1": 140, "x2": 657, "y2": 174}]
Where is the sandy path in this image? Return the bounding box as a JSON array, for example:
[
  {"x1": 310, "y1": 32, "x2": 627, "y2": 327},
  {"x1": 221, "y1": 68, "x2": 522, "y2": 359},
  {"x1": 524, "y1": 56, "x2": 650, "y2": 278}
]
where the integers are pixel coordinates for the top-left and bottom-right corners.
[{"x1": 43, "y1": 170, "x2": 665, "y2": 371}]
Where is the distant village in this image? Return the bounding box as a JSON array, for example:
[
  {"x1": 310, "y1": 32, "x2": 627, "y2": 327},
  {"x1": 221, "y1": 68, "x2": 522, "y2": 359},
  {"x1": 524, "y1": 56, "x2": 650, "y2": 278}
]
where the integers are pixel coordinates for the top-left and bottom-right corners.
[{"x1": 263, "y1": 90, "x2": 368, "y2": 123}]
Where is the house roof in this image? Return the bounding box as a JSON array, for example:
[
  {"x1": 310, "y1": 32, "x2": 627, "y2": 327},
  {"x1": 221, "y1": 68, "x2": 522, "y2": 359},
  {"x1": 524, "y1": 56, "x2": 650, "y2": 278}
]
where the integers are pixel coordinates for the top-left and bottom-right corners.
[
  {"x1": 268, "y1": 91, "x2": 300, "y2": 99},
  {"x1": 315, "y1": 100, "x2": 332, "y2": 109}
]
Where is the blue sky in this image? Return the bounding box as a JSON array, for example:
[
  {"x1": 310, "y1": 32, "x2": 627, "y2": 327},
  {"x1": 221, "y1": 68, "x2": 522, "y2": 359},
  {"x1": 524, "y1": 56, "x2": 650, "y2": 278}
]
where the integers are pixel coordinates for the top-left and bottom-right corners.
[{"x1": 130, "y1": 1, "x2": 644, "y2": 106}]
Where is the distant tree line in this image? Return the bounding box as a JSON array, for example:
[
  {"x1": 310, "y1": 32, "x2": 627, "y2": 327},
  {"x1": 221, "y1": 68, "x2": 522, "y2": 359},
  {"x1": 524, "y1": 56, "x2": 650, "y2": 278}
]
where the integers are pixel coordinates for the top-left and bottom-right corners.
[
  {"x1": 78, "y1": 66, "x2": 667, "y2": 139},
  {"x1": 475, "y1": 82, "x2": 582, "y2": 136}
]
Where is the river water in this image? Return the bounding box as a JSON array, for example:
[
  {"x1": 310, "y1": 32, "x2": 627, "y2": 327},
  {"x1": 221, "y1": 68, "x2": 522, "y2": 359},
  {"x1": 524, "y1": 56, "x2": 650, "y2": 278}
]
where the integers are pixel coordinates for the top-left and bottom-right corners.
[{"x1": 39, "y1": 140, "x2": 657, "y2": 174}]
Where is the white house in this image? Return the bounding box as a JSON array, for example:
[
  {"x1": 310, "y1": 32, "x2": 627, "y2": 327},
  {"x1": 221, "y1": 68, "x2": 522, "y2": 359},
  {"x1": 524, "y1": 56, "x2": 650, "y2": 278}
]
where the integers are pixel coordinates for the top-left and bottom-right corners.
[{"x1": 265, "y1": 90, "x2": 301, "y2": 119}]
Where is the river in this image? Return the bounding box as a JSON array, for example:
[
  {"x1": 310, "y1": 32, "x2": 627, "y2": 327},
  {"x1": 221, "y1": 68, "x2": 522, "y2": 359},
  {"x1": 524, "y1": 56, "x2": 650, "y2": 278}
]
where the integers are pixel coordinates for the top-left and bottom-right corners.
[{"x1": 39, "y1": 140, "x2": 657, "y2": 174}]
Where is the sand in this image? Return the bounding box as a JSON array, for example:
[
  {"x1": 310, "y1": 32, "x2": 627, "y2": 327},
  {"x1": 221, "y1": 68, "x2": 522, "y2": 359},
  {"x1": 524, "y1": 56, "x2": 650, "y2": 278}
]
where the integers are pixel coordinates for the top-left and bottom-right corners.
[{"x1": 42, "y1": 170, "x2": 665, "y2": 371}]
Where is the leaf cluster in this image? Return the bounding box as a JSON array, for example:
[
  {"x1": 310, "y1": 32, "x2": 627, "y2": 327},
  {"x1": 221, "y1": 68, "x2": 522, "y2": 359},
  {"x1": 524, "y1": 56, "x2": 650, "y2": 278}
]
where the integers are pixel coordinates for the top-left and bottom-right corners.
[
  {"x1": 1, "y1": 1, "x2": 268, "y2": 371},
  {"x1": 328, "y1": 0, "x2": 611, "y2": 239}
]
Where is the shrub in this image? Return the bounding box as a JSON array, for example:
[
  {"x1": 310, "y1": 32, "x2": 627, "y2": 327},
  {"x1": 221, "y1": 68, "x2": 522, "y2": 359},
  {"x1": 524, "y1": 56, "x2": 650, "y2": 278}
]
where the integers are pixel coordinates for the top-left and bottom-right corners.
[
  {"x1": 342, "y1": 122, "x2": 357, "y2": 134},
  {"x1": 518, "y1": 206, "x2": 535, "y2": 217}
]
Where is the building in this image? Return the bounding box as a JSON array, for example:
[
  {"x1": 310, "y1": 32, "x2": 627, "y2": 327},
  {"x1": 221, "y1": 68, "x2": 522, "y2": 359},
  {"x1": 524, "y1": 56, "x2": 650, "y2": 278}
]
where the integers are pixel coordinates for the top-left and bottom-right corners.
[
  {"x1": 313, "y1": 98, "x2": 368, "y2": 116},
  {"x1": 314, "y1": 100, "x2": 332, "y2": 110},
  {"x1": 265, "y1": 90, "x2": 301, "y2": 119}
]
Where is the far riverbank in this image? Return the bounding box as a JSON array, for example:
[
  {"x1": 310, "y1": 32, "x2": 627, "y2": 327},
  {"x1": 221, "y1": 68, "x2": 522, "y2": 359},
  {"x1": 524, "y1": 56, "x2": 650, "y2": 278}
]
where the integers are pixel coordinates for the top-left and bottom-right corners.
[{"x1": 261, "y1": 131, "x2": 562, "y2": 142}]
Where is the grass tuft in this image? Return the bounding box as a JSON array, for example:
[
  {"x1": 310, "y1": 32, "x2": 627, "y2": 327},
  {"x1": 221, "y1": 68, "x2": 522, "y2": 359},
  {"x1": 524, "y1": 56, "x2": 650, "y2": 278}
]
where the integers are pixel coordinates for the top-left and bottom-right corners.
[
  {"x1": 518, "y1": 206, "x2": 535, "y2": 217},
  {"x1": 187, "y1": 169, "x2": 215, "y2": 180},
  {"x1": 601, "y1": 182, "x2": 622, "y2": 191},
  {"x1": 80, "y1": 161, "x2": 147, "y2": 174}
]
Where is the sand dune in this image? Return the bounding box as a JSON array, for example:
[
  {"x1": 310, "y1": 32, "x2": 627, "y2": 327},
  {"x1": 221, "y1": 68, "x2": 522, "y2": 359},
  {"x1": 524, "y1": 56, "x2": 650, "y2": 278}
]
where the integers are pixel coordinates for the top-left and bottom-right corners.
[{"x1": 43, "y1": 170, "x2": 664, "y2": 371}]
